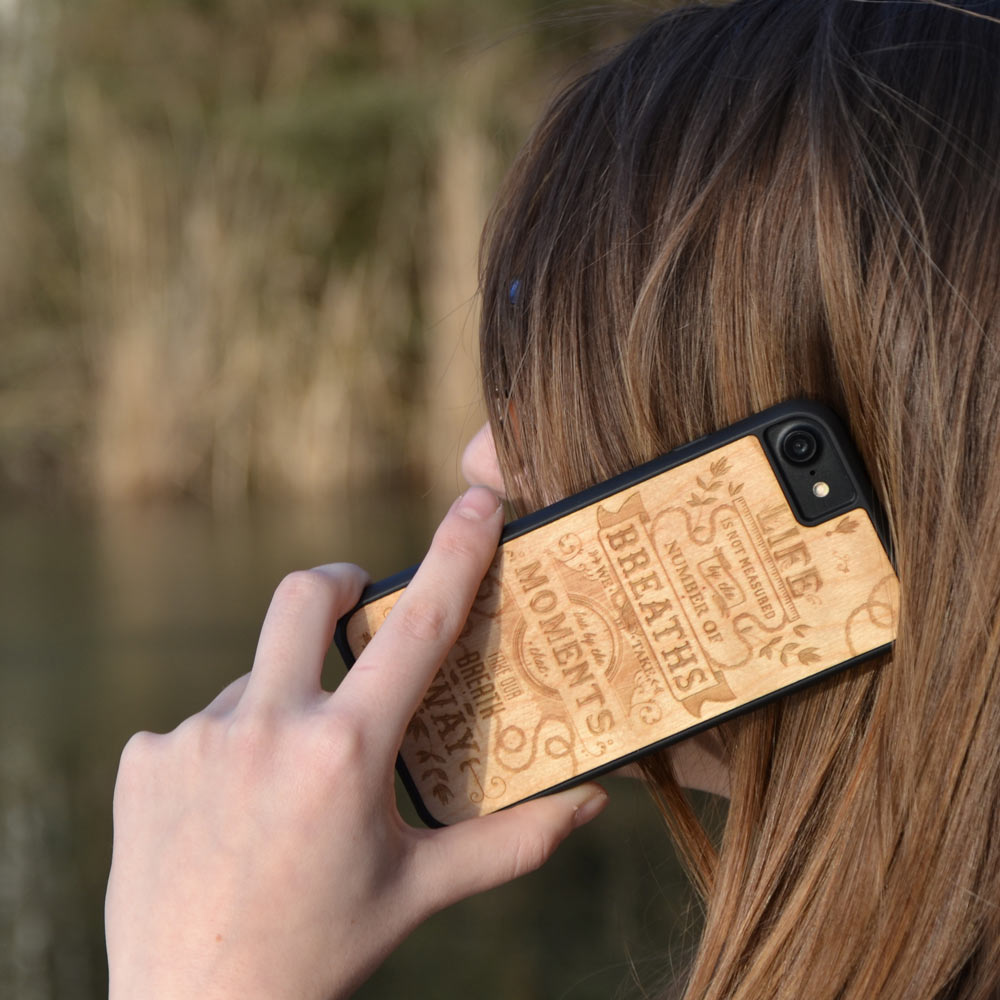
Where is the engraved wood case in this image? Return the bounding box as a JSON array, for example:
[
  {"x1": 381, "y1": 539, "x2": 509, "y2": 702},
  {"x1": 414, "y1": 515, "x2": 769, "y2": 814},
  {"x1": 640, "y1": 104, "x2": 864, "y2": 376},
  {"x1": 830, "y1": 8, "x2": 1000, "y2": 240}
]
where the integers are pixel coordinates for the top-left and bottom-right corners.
[{"x1": 336, "y1": 402, "x2": 899, "y2": 826}]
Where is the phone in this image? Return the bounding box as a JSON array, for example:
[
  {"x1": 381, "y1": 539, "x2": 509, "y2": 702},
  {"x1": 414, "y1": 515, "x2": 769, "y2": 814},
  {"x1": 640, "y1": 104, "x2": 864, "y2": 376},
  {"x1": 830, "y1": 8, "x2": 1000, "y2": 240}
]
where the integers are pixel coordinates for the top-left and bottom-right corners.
[{"x1": 335, "y1": 400, "x2": 899, "y2": 826}]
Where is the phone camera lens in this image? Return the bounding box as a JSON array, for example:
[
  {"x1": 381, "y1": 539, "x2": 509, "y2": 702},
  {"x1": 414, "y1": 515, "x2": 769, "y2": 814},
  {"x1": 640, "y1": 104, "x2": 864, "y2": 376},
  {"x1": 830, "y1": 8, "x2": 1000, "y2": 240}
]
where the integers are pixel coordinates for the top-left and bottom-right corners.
[{"x1": 781, "y1": 427, "x2": 820, "y2": 465}]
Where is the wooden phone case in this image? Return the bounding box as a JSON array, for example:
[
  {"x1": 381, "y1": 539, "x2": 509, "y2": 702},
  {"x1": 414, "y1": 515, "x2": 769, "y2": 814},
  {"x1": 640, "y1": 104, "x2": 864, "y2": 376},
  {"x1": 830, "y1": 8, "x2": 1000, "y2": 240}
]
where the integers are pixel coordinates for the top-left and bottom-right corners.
[{"x1": 335, "y1": 401, "x2": 899, "y2": 826}]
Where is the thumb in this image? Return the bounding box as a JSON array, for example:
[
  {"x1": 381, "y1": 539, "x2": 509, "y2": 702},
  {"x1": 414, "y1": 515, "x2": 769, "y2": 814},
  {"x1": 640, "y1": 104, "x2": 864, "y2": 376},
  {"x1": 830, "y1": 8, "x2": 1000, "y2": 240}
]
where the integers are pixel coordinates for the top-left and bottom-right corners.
[{"x1": 418, "y1": 783, "x2": 609, "y2": 912}]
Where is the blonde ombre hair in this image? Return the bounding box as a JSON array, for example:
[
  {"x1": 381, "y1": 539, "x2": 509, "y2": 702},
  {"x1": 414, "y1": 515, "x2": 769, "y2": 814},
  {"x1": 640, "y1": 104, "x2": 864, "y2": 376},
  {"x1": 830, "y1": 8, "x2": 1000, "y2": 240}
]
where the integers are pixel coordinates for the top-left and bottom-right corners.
[{"x1": 480, "y1": 1, "x2": 1000, "y2": 996}]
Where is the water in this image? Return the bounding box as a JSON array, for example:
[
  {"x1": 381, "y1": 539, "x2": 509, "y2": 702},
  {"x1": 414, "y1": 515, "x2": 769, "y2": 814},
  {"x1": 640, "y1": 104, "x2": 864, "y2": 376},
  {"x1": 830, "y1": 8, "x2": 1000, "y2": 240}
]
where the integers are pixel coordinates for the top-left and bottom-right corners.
[{"x1": 0, "y1": 496, "x2": 709, "y2": 999}]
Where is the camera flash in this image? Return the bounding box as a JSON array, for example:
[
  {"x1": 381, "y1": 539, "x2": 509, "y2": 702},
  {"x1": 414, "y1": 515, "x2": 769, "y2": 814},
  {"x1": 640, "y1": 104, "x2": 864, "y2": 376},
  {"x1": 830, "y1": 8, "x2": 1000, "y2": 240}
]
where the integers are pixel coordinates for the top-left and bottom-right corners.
[{"x1": 812, "y1": 481, "x2": 831, "y2": 498}]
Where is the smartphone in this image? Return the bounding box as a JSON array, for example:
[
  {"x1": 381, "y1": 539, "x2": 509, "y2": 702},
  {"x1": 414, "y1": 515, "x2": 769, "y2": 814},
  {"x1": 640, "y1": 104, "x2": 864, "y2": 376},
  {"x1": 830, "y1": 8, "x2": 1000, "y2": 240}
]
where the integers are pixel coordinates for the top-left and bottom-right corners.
[{"x1": 335, "y1": 400, "x2": 898, "y2": 826}]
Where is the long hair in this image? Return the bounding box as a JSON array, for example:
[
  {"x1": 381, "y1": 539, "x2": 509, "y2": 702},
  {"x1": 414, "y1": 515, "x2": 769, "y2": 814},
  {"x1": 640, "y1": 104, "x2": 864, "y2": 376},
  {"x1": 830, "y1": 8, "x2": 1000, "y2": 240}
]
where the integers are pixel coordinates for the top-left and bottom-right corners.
[{"x1": 479, "y1": 2, "x2": 1000, "y2": 997}]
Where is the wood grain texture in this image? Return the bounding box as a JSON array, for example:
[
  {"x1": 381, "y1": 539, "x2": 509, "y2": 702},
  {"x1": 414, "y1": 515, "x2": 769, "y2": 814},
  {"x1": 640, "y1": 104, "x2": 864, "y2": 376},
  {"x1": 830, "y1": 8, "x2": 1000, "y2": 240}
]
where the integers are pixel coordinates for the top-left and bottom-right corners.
[{"x1": 345, "y1": 435, "x2": 898, "y2": 824}]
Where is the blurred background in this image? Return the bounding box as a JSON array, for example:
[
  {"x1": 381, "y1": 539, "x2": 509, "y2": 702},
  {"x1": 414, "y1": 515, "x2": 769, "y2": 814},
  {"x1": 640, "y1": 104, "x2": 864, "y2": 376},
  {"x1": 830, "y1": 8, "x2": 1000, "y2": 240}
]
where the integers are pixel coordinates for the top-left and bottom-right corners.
[{"x1": 0, "y1": 0, "x2": 721, "y2": 996}]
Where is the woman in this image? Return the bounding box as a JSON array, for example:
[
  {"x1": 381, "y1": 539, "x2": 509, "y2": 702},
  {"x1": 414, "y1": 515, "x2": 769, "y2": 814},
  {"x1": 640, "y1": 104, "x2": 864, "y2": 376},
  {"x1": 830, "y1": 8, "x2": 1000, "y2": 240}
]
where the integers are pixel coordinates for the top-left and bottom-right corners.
[{"x1": 106, "y1": 1, "x2": 1000, "y2": 997}]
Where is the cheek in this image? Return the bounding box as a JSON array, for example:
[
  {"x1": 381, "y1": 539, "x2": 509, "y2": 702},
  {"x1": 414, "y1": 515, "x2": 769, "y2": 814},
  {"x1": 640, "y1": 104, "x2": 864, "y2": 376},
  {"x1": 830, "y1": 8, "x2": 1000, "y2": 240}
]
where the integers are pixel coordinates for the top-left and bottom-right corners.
[{"x1": 669, "y1": 732, "x2": 730, "y2": 798}]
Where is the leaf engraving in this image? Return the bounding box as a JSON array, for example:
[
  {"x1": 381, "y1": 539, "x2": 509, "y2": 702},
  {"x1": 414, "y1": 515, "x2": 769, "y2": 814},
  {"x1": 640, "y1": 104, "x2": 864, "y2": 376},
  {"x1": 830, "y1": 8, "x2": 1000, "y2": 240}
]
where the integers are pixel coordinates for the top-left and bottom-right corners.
[
  {"x1": 827, "y1": 517, "x2": 859, "y2": 537},
  {"x1": 759, "y1": 636, "x2": 782, "y2": 658},
  {"x1": 407, "y1": 717, "x2": 430, "y2": 742},
  {"x1": 432, "y1": 784, "x2": 454, "y2": 805},
  {"x1": 779, "y1": 642, "x2": 800, "y2": 666}
]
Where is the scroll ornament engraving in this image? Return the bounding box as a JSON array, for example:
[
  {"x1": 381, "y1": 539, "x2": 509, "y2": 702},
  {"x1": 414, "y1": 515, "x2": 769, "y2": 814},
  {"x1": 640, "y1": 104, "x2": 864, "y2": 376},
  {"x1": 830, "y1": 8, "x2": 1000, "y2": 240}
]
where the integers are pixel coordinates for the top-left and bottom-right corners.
[
  {"x1": 845, "y1": 574, "x2": 898, "y2": 657},
  {"x1": 459, "y1": 760, "x2": 506, "y2": 804},
  {"x1": 629, "y1": 668, "x2": 665, "y2": 725},
  {"x1": 496, "y1": 716, "x2": 577, "y2": 773}
]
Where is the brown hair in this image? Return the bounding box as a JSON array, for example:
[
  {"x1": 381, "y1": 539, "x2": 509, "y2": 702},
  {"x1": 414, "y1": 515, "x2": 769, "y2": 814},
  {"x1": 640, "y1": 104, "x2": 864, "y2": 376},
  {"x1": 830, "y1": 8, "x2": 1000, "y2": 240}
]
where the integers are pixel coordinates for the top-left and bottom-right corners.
[{"x1": 479, "y1": 1, "x2": 1000, "y2": 997}]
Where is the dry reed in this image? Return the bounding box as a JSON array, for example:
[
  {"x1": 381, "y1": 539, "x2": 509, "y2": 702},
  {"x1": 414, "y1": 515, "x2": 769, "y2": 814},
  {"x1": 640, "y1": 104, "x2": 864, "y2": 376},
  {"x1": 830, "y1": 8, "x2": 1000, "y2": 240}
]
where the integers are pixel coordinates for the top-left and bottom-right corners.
[{"x1": 0, "y1": 1, "x2": 620, "y2": 506}]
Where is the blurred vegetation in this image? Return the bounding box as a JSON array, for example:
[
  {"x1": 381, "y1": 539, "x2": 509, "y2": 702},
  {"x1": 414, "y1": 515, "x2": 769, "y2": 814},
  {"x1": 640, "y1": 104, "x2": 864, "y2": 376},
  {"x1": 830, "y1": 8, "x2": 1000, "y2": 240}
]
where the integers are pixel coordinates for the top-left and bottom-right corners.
[{"x1": 0, "y1": 0, "x2": 651, "y2": 506}]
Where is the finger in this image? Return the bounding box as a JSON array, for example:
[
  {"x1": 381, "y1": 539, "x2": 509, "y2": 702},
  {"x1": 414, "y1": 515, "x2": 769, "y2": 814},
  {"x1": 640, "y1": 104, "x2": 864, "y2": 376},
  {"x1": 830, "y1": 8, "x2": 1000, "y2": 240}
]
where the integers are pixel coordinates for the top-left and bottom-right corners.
[
  {"x1": 242, "y1": 563, "x2": 369, "y2": 710},
  {"x1": 416, "y1": 783, "x2": 609, "y2": 912},
  {"x1": 334, "y1": 487, "x2": 502, "y2": 748}
]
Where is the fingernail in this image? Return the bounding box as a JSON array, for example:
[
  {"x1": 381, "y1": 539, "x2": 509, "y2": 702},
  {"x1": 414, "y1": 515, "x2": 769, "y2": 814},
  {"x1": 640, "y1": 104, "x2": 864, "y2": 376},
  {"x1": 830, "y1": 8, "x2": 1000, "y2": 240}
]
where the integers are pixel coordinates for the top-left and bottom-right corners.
[
  {"x1": 455, "y1": 486, "x2": 503, "y2": 522},
  {"x1": 570, "y1": 785, "x2": 608, "y2": 828}
]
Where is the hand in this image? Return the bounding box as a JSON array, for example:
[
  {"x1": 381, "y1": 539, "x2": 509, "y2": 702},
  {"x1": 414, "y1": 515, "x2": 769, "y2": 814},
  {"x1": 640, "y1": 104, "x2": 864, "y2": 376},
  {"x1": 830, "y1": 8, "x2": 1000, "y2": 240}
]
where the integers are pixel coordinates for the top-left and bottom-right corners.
[{"x1": 105, "y1": 486, "x2": 608, "y2": 1000}]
